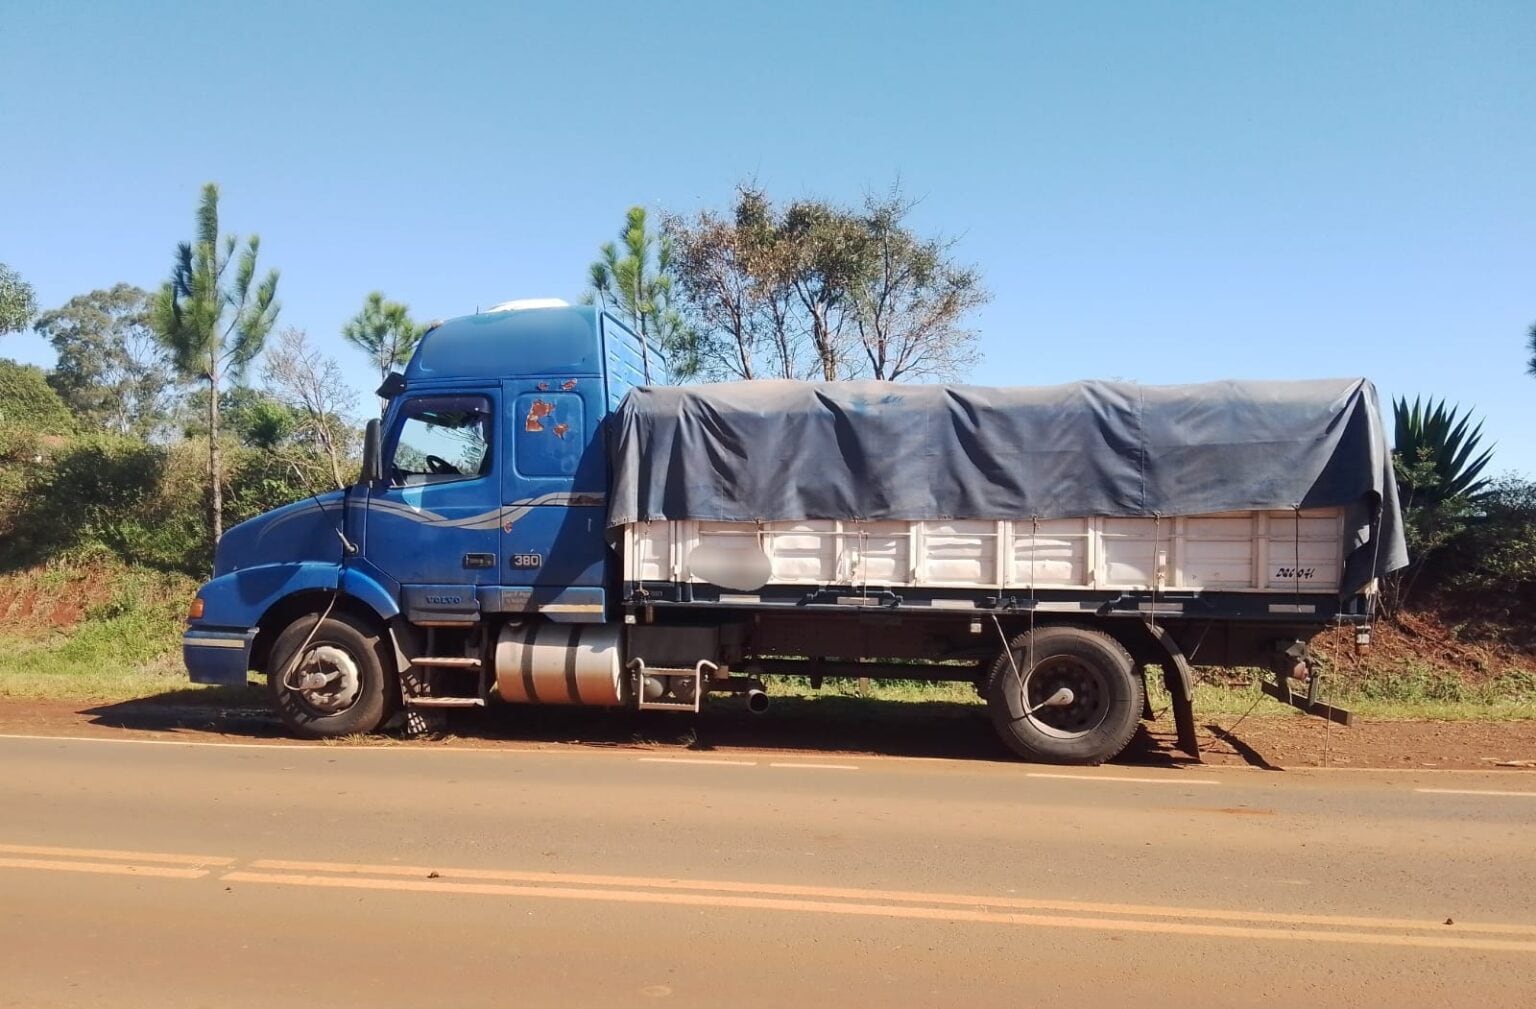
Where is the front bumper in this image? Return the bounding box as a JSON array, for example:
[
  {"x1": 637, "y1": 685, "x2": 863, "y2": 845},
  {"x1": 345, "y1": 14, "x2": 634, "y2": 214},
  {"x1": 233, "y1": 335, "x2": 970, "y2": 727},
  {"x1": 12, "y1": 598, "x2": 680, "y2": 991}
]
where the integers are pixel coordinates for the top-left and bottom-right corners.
[{"x1": 183, "y1": 628, "x2": 258, "y2": 686}]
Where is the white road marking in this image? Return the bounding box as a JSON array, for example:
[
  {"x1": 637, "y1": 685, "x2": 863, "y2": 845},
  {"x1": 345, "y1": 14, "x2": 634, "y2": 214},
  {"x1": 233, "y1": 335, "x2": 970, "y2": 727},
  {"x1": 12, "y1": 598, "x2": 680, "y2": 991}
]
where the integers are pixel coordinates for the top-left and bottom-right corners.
[
  {"x1": 1026, "y1": 772, "x2": 1220, "y2": 786},
  {"x1": 637, "y1": 757, "x2": 758, "y2": 767},
  {"x1": 1415, "y1": 788, "x2": 1536, "y2": 798},
  {"x1": 768, "y1": 762, "x2": 859, "y2": 771}
]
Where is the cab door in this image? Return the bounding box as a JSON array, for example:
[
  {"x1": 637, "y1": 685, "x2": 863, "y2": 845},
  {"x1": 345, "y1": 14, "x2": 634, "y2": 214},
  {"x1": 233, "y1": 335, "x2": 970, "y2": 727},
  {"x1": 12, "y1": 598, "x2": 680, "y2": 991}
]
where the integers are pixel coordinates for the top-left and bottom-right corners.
[
  {"x1": 365, "y1": 392, "x2": 501, "y2": 590},
  {"x1": 500, "y1": 378, "x2": 609, "y2": 596}
]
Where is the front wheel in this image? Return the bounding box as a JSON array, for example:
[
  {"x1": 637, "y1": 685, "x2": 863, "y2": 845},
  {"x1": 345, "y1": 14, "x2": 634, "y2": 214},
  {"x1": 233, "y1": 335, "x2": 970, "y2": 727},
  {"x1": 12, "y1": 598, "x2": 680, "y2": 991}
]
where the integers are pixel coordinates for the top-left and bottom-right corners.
[
  {"x1": 267, "y1": 611, "x2": 395, "y2": 739},
  {"x1": 985, "y1": 625, "x2": 1143, "y2": 765}
]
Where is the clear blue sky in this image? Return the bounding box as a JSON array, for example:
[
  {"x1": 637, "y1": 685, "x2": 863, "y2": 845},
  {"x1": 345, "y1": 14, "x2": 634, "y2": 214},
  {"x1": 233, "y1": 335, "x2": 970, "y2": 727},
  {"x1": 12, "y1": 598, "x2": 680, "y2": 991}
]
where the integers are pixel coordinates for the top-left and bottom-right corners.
[{"x1": 3, "y1": 0, "x2": 1533, "y2": 473}]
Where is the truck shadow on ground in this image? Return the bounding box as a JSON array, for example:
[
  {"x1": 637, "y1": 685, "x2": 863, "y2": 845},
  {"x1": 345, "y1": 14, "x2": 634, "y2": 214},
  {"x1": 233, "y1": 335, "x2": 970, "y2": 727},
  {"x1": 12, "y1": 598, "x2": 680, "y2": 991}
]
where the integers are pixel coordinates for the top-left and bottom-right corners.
[{"x1": 74, "y1": 688, "x2": 1255, "y2": 768}]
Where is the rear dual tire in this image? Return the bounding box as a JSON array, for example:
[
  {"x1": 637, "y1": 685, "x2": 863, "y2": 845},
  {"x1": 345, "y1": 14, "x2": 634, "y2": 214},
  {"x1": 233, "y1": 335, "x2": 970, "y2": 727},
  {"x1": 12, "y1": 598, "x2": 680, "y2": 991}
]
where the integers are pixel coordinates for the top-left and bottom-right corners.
[{"x1": 985, "y1": 625, "x2": 1143, "y2": 765}]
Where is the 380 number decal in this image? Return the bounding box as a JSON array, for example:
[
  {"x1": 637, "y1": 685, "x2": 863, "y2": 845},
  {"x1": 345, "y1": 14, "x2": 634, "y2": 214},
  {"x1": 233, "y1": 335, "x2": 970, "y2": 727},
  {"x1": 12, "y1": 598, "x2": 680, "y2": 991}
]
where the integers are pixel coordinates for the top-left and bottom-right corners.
[{"x1": 511, "y1": 553, "x2": 543, "y2": 569}]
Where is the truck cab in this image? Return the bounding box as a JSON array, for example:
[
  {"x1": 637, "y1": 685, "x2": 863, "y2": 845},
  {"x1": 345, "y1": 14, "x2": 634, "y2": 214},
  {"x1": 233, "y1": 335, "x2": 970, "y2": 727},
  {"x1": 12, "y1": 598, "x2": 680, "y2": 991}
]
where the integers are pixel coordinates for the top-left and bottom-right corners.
[{"x1": 183, "y1": 302, "x2": 653, "y2": 735}]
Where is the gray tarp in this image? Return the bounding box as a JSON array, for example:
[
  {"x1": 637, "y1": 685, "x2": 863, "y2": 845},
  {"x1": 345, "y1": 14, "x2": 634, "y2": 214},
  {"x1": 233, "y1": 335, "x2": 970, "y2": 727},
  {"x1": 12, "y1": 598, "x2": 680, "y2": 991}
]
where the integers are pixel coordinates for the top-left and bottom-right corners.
[{"x1": 608, "y1": 378, "x2": 1407, "y2": 596}]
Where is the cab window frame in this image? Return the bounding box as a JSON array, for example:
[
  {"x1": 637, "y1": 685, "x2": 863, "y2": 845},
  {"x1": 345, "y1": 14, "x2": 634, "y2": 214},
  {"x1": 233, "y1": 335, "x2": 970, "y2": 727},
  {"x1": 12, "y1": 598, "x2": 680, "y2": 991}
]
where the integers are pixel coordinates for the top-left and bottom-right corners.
[{"x1": 385, "y1": 394, "x2": 495, "y2": 488}]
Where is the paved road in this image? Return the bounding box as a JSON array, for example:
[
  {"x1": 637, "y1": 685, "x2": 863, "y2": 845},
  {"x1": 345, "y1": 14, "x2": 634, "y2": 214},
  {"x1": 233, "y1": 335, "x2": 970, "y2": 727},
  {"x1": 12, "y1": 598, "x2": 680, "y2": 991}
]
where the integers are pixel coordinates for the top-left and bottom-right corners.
[{"x1": 2, "y1": 734, "x2": 1535, "y2": 1008}]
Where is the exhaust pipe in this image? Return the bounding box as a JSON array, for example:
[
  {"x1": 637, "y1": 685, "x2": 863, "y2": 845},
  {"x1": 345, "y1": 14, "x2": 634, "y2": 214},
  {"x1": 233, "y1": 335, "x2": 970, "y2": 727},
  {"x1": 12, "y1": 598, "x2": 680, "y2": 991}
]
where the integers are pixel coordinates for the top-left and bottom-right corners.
[{"x1": 746, "y1": 687, "x2": 770, "y2": 714}]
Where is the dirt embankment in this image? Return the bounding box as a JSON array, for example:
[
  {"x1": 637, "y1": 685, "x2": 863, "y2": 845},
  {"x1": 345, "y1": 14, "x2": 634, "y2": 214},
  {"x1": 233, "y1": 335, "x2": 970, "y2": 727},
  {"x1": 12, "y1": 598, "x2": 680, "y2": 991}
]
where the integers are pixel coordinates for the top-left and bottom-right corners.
[
  {"x1": 1313, "y1": 609, "x2": 1536, "y2": 683},
  {"x1": 0, "y1": 569, "x2": 114, "y2": 634}
]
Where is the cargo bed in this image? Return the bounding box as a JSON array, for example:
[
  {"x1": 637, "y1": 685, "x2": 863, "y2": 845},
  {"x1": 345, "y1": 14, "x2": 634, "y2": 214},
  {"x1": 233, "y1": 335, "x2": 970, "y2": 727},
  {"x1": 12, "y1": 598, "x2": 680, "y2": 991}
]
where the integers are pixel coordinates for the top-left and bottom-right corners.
[{"x1": 623, "y1": 507, "x2": 1346, "y2": 597}]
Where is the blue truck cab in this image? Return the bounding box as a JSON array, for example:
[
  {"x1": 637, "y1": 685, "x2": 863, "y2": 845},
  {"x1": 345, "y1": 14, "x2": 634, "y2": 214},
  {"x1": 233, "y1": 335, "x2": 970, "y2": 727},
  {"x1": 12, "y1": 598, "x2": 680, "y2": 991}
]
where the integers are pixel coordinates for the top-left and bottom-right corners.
[{"x1": 183, "y1": 301, "x2": 657, "y2": 736}]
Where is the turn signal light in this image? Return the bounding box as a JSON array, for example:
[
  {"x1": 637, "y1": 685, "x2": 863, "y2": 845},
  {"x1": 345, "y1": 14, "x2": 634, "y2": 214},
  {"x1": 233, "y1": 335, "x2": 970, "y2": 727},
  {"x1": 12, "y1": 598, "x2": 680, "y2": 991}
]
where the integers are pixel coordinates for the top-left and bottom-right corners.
[{"x1": 187, "y1": 598, "x2": 205, "y2": 621}]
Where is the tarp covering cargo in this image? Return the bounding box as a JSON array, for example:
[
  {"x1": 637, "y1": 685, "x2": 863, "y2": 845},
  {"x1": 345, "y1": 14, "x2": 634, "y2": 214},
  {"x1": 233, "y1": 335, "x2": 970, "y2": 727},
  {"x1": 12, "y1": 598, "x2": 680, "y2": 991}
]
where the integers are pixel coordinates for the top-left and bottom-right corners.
[{"x1": 607, "y1": 378, "x2": 1407, "y2": 595}]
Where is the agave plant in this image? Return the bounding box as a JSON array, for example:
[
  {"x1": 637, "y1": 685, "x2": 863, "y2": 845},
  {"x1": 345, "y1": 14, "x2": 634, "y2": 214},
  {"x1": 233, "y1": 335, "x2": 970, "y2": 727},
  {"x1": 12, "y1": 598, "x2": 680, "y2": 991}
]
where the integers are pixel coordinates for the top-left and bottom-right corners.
[{"x1": 1392, "y1": 396, "x2": 1494, "y2": 505}]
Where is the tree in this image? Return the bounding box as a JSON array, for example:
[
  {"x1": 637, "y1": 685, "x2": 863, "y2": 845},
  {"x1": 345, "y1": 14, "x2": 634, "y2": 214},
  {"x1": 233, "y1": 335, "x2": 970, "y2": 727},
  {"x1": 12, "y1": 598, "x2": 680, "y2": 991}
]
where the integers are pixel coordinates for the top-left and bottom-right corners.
[
  {"x1": 262, "y1": 327, "x2": 359, "y2": 488},
  {"x1": 1526, "y1": 321, "x2": 1535, "y2": 378},
  {"x1": 848, "y1": 189, "x2": 987, "y2": 381},
  {"x1": 666, "y1": 184, "x2": 988, "y2": 383},
  {"x1": 667, "y1": 192, "x2": 804, "y2": 380},
  {"x1": 152, "y1": 183, "x2": 280, "y2": 548},
  {"x1": 1385, "y1": 396, "x2": 1495, "y2": 615},
  {"x1": 773, "y1": 196, "x2": 870, "y2": 380},
  {"x1": 342, "y1": 291, "x2": 421, "y2": 398},
  {"x1": 587, "y1": 207, "x2": 696, "y2": 378},
  {"x1": 0, "y1": 263, "x2": 38, "y2": 336},
  {"x1": 33, "y1": 284, "x2": 182, "y2": 437}
]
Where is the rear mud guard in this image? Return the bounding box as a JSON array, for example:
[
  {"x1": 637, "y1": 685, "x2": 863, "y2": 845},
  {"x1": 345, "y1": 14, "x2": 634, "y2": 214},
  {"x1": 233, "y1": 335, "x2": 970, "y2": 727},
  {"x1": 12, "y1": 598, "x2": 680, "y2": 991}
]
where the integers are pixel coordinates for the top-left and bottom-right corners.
[{"x1": 1138, "y1": 620, "x2": 1200, "y2": 760}]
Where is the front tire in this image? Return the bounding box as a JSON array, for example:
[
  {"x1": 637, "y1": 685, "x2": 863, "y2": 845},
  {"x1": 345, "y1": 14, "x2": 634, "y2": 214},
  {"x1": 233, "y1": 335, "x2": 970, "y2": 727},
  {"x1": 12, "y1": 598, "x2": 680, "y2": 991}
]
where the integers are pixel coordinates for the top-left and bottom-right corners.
[
  {"x1": 985, "y1": 625, "x2": 1143, "y2": 765},
  {"x1": 267, "y1": 611, "x2": 396, "y2": 739}
]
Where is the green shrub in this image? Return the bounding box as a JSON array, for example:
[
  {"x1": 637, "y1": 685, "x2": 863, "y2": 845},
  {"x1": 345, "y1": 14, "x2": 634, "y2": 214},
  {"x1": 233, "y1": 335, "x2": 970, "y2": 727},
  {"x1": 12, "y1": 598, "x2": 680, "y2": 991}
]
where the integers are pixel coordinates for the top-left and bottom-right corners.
[
  {"x1": 0, "y1": 358, "x2": 74, "y2": 434},
  {"x1": 1440, "y1": 478, "x2": 1536, "y2": 602},
  {"x1": 223, "y1": 444, "x2": 318, "y2": 526},
  {"x1": 1, "y1": 435, "x2": 168, "y2": 569}
]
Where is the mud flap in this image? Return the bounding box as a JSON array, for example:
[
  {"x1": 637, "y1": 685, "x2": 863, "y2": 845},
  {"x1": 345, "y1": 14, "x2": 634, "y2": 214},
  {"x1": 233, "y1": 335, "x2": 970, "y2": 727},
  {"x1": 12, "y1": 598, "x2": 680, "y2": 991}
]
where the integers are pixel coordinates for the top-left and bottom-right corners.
[{"x1": 1139, "y1": 621, "x2": 1200, "y2": 760}]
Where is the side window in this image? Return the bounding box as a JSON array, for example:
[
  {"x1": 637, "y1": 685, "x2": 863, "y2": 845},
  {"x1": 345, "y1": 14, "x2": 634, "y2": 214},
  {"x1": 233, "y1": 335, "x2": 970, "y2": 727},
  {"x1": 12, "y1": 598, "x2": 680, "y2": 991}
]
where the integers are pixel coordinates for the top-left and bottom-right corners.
[{"x1": 389, "y1": 396, "x2": 492, "y2": 486}]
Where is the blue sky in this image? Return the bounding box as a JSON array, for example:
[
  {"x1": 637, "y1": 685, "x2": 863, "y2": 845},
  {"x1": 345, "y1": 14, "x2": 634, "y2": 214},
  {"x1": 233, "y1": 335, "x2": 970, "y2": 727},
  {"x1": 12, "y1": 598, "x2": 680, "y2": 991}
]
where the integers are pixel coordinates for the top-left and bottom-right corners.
[{"x1": 3, "y1": 0, "x2": 1533, "y2": 473}]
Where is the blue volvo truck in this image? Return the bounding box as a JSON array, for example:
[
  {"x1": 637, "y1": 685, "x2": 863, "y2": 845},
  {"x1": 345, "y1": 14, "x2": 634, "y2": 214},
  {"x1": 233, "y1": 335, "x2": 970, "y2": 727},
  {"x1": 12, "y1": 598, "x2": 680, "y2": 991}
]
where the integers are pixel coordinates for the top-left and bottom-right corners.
[{"x1": 183, "y1": 301, "x2": 1407, "y2": 765}]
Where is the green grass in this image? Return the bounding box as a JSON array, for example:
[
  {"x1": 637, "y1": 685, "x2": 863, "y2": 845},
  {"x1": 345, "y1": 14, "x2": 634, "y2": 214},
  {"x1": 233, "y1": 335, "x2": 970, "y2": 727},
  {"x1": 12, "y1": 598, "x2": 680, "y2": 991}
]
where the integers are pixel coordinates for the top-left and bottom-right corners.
[
  {"x1": 1158, "y1": 667, "x2": 1536, "y2": 721},
  {"x1": 2, "y1": 564, "x2": 1533, "y2": 722},
  {"x1": 780, "y1": 668, "x2": 1536, "y2": 722},
  {"x1": 770, "y1": 675, "x2": 982, "y2": 705}
]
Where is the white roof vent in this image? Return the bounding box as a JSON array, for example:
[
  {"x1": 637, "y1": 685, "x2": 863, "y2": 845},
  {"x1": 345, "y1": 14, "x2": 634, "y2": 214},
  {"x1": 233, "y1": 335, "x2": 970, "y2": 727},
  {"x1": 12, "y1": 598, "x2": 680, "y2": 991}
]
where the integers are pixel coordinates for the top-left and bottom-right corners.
[{"x1": 486, "y1": 297, "x2": 570, "y2": 313}]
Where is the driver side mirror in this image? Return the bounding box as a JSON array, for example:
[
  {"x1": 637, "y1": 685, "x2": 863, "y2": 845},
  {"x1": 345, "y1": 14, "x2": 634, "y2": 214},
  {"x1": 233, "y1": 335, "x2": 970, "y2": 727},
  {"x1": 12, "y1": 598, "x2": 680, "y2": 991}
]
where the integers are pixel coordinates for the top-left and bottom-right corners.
[{"x1": 360, "y1": 419, "x2": 383, "y2": 485}]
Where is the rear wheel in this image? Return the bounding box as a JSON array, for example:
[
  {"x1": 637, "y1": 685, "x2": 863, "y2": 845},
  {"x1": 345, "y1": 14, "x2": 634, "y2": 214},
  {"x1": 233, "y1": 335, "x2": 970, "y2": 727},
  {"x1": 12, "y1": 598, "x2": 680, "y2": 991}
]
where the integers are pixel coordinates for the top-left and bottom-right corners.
[
  {"x1": 985, "y1": 625, "x2": 1143, "y2": 765},
  {"x1": 267, "y1": 611, "x2": 395, "y2": 739}
]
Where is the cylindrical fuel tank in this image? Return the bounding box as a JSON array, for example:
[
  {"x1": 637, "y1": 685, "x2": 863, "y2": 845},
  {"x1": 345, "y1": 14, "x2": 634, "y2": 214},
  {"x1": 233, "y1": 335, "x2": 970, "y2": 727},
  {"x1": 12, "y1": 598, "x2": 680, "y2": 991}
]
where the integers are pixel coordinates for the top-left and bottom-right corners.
[{"x1": 494, "y1": 622, "x2": 623, "y2": 705}]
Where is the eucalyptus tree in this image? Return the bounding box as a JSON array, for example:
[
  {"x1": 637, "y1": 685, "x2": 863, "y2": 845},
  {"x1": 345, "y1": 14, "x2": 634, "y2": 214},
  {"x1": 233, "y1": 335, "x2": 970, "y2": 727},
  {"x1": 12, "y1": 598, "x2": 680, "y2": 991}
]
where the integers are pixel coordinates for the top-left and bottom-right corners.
[
  {"x1": 847, "y1": 189, "x2": 988, "y2": 381},
  {"x1": 153, "y1": 183, "x2": 280, "y2": 546},
  {"x1": 33, "y1": 284, "x2": 180, "y2": 436},
  {"x1": 666, "y1": 185, "x2": 986, "y2": 383},
  {"x1": 0, "y1": 262, "x2": 37, "y2": 335}
]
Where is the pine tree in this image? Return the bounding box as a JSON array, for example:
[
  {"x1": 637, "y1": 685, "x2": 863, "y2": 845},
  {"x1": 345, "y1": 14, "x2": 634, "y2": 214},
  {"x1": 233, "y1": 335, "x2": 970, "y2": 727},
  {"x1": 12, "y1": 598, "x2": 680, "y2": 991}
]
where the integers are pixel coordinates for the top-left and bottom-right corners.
[{"x1": 152, "y1": 183, "x2": 280, "y2": 550}]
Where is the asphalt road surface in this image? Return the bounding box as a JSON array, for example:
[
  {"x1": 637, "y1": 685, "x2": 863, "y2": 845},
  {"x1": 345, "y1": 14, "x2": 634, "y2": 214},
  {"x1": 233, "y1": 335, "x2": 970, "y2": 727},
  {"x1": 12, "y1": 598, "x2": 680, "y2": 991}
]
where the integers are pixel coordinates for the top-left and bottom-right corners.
[{"x1": 2, "y1": 733, "x2": 1535, "y2": 1008}]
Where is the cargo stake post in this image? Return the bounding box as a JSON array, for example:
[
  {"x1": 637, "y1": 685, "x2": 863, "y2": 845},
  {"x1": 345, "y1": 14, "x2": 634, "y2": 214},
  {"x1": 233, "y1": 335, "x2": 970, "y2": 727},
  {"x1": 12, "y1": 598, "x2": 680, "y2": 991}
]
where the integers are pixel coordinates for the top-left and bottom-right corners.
[{"x1": 182, "y1": 301, "x2": 1408, "y2": 765}]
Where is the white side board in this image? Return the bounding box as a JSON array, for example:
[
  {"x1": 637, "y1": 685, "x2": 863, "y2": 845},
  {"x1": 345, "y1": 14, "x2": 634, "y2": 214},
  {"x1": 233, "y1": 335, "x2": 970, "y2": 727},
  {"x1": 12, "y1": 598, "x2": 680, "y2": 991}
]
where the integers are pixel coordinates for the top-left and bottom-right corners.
[{"x1": 622, "y1": 508, "x2": 1347, "y2": 595}]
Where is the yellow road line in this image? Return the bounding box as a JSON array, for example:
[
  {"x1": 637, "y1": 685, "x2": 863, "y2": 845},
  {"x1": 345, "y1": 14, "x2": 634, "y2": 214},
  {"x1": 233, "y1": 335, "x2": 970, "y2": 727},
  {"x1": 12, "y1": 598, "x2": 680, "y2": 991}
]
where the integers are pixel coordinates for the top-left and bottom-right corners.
[
  {"x1": 220, "y1": 870, "x2": 1536, "y2": 954},
  {"x1": 6, "y1": 841, "x2": 1533, "y2": 948},
  {"x1": 0, "y1": 857, "x2": 208, "y2": 879},
  {"x1": 0, "y1": 843, "x2": 234, "y2": 866},
  {"x1": 245, "y1": 857, "x2": 1536, "y2": 937}
]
